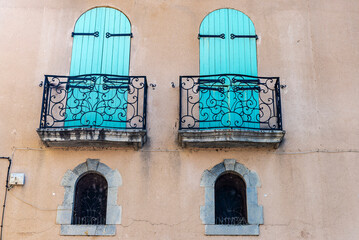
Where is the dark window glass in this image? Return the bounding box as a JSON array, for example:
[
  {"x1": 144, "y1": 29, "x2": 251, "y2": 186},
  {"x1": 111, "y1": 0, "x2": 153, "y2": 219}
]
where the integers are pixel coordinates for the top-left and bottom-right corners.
[
  {"x1": 72, "y1": 173, "x2": 108, "y2": 225},
  {"x1": 215, "y1": 173, "x2": 247, "y2": 225}
]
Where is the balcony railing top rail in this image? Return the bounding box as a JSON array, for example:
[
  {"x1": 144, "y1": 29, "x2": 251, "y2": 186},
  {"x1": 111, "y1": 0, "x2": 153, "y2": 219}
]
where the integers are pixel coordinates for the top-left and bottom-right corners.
[
  {"x1": 179, "y1": 74, "x2": 282, "y2": 130},
  {"x1": 39, "y1": 74, "x2": 147, "y2": 130}
]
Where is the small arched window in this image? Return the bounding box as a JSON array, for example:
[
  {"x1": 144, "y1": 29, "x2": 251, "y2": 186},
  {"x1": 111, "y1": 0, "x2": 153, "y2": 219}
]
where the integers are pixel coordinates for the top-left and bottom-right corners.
[
  {"x1": 215, "y1": 173, "x2": 247, "y2": 225},
  {"x1": 72, "y1": 172, "x2": 108, "y2": 225},
  {"x1": 200, "y1": 159, "x2": 263, "y2": 235},
  {"x1": 57, "y1": 159, "x2": 122, "y2": 236}
]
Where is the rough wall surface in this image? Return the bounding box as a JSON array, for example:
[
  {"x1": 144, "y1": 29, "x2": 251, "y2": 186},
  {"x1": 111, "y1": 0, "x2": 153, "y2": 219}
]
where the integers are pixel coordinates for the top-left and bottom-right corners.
[{"x1": 0, "y1": 0, "x2": 358, "y2": 239}]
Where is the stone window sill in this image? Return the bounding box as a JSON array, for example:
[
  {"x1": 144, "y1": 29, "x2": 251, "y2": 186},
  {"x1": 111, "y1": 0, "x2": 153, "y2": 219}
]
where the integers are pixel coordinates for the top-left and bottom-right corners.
[
  {"x1": 205, "y1": 224, "x2": 259, "y2": 236},
  {"x1": 60, "y1": 225, "x2": 116, "y2": 236}
]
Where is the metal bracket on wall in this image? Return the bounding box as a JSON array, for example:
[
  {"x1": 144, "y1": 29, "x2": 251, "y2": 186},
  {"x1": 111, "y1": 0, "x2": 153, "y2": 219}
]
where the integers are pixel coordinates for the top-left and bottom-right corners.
[{"x1": 149, "y1": 83, "x2": 157, "y2": 90}]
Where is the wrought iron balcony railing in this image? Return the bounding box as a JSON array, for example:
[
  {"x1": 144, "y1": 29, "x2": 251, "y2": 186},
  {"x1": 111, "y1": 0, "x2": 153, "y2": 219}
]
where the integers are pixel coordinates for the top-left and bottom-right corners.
[
  {"x1": 39, "y1": 74, "x2": 147, "y2": 130},
  {"x1": 179, "y1": 74, "x2": 283, "y2": 131}
]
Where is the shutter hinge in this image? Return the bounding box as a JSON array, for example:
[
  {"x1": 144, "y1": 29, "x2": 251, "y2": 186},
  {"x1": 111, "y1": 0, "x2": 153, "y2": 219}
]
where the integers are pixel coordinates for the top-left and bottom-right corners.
[
  {"x1": 198, "y1": 33, "x2": 225, "y2": 39},
  {"x1": 71, "y1": 31, "x2": 99, "y2": 37},
  {"x1": 106, "y1": 32, "x2": 133, "y2": 38},
  {"x1": 230, "y1": 34, "x2": 258, "y2": 40}
]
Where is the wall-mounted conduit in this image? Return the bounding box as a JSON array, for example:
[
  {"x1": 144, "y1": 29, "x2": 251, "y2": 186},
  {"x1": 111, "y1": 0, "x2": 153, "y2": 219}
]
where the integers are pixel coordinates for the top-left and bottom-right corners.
[{"x1": 0, "y1": 157, "x2": 11, "y2": 240}]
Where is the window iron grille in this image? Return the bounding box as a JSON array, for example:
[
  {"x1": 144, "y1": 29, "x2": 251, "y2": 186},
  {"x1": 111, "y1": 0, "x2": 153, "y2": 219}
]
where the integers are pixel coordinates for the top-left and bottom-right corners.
[
  {"x1": 72, "y1": 173, "x2": 108, "y2": 225},
  {"x1": 215, "y1": 173, "x2": 247, "y2": 225}
]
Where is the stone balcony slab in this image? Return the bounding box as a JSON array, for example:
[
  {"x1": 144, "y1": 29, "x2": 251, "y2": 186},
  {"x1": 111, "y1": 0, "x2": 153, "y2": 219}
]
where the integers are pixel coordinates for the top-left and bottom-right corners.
[
  {"x1": 178, "y1": 129, "x2": 285, "y2": 148},
  {"x1": 37, "y1": 128, "x2": 146, "y2": 149}
]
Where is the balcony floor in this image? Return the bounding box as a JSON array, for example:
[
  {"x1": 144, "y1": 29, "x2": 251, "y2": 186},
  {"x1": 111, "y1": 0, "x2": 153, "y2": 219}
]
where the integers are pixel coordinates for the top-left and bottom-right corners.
[
  {"x1": 37, "y1": 128, "x2": 146, "y2": 149},
  {"x1": 178, "y1": 129, "x2": 285, "y2": 149}
]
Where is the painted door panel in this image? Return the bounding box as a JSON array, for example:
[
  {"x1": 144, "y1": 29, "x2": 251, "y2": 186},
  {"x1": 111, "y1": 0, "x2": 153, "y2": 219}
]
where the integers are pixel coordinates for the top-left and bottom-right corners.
[
  {"x1": 199, "y1": 9, "x2": 259, "y2": 129},
  {"x1": 65, "y1": 7, "x2": 131, "y2": 129}
]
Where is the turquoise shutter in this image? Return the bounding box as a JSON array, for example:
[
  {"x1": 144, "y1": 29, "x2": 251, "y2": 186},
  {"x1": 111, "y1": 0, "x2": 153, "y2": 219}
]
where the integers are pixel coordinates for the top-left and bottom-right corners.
[
  {"x1": 99, "y1": 8, "x2": 131, "y2": 129},
  {"x1": 199, "y1": 9, "x2": 259, "y2": 129},
  {"x1": 199, "y1": 9, "x2": 229, "y2": 128},
  {"x1": 101, "y1": 8, "x2": 131, "y2": 75},
  {"x1": 65, "y1": 8, "x2": 131, "y2": 129}
]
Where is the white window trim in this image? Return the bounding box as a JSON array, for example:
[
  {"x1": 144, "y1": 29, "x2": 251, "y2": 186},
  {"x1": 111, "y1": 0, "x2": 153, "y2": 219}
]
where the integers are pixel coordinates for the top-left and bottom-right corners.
[
  {"x1": 200, "y1": 159, "x2": 263, "y2": 235},
  {"x1": 56, "y1": 159, "x2": 122, "y2": 236}
]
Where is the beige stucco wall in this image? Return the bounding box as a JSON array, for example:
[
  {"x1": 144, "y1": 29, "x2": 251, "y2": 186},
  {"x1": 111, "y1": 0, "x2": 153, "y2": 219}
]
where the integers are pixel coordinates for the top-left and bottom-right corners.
[{"x1": 0, "y1": 0, "x2": 358, "y2": 239}]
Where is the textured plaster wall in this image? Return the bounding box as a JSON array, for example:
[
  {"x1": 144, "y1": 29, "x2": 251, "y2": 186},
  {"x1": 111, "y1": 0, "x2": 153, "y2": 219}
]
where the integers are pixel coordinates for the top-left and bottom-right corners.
[{"x1": 0, "y1": 0, "x2": 358, "y2": 239}]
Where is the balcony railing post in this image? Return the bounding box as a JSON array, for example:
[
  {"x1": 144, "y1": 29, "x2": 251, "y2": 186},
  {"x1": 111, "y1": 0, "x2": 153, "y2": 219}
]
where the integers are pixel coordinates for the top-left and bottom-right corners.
[
  {"x1": 179, "y1": 76, "x2": 182, "y2": 130},
  {"x1": 39, "y1": 76, "x2": 50, "y2": 129},
  {"x1": 143, "y1": 77, "x2": 148, "y2": 130},
  {"x1": 276, "y1": 77, "x2": 283, "y2": 130}
]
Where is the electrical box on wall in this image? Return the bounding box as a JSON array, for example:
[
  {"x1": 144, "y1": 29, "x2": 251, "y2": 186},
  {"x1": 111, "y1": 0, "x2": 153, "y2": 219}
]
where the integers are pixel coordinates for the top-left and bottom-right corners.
[{"x1": 9, "y1": 173, "x2": 25, "y2": 186}]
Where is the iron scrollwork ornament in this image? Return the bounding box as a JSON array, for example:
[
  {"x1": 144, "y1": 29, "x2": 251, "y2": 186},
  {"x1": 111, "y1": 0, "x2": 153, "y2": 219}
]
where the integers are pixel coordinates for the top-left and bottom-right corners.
[
  {"x1": 179, "y1": 74, "x2": 282, "y2": 130},
  {"x1": 39, "y1": 74, "x2": 147, "y2": 130}
]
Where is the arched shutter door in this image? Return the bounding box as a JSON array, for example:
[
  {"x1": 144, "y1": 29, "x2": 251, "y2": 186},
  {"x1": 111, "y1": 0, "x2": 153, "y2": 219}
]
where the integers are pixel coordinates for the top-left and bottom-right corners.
[
  {"x1": 199, "y1": 9, "x2": 259, "y2": 129},
  {"x1": 66, "y1": 8, "x2": 131, "y2": 128}
]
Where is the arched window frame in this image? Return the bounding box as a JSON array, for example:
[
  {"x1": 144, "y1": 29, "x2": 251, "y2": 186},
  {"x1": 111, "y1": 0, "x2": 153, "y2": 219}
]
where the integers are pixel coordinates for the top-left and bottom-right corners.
[
  {"x1": 56, "y1": 159, "x2": 122, "y2": 236},
  {"x1": 200, "y1": 159, "x2": 263, "y2": 235}
]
